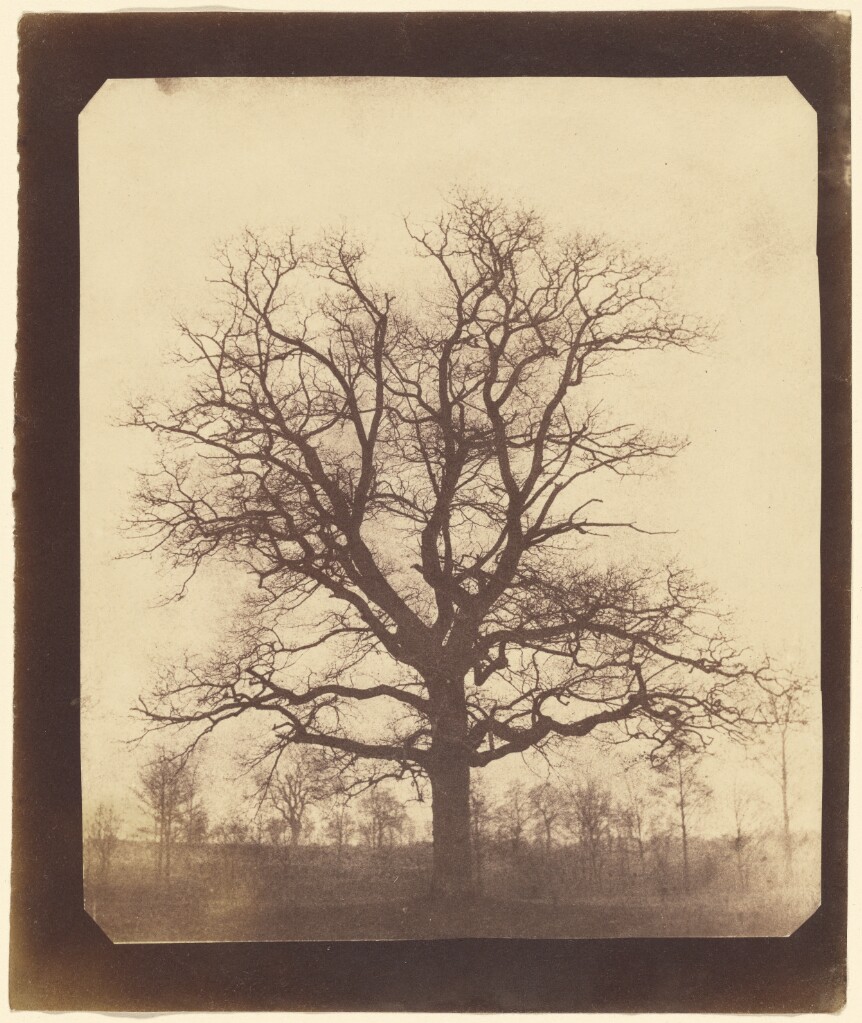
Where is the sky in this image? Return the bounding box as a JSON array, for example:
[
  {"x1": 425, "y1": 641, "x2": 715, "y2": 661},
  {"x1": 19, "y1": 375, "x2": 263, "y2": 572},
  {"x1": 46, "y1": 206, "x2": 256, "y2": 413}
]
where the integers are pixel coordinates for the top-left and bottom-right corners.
[{"x1": 79, "y1": 76, "x2": 821, "y2": 840}]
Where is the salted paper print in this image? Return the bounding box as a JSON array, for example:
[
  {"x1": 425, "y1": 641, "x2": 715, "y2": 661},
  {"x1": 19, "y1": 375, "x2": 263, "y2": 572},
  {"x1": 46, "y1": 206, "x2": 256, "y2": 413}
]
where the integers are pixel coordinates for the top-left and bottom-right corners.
[{"x1": 80, "y1": 77, "x2": 821, "y2": 942}]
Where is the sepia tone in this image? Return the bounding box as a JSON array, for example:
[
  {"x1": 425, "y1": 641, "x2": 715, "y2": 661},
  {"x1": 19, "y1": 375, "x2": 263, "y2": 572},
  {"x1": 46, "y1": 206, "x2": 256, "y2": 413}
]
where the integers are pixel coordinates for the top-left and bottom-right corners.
[{"x1": 80, "y1": 76, "x2": 821, "y2": 942}]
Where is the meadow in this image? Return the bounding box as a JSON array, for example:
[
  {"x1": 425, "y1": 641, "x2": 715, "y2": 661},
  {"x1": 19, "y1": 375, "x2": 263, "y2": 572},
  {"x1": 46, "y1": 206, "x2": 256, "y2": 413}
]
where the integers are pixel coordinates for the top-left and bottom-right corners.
[{"x1": 85, "y1": 831, "x2": 819, "y2": 942}]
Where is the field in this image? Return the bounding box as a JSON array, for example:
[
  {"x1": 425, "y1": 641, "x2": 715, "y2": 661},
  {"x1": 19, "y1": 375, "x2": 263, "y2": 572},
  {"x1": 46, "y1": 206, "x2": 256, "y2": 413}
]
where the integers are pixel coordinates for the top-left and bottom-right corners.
[{"x1": 85, "y1": 835, "x2": 819, "y2": 942}]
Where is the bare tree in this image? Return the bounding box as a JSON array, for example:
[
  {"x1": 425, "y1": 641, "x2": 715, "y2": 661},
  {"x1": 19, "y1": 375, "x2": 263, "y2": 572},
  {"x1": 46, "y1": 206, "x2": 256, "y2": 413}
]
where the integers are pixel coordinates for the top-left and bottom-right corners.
[
  {"x1": 86, "y1": 802, "x2": 121, "y2": 884},
  {"x1": 263, "y1": 814, "x2": 288, "y2": 849},
  {"x1": 322, "y1": 785, "x2": 356, "y2": 873},
  {"x1": 657, "y1": 746, "x2": 711, "y2": 893},
  {"x1": 494, "y1": 780, "x2": 534, "y2": 859},
  {"x1": 261, "y1": 748, "x2": 332, "y2": 847},
  {"x1": 569, "y1": 778, "x2": 614, "y2": 884},
  {"x1": 136, "y1": 747, "x2": 198, "y2": 882},
  {"x1": 129, "y1": 192, "x2": 782, "y2": 903},
  {"x1": 358, "y1": 786, "x2": 408, "y2": 849},
  {"x1": 181, "y1": 801, "x2": 209, "y2": 845},
  {"x1": 621, "y1": 766, "x2": 650, "y2": 879},
  {"x1": 728, "y1": 775, "x2": 760, "y2": 889},
  {"x1": 755, "y1": 678, "x2": 811, "y2": 876},
  {"x1": 469, "y1": 774, "x2": 495, "y2": 894},
  {"x1": 528, "y1": 780, "x2": 565, "y2": 853},
  {"x1": 211, "y1": 812, "x2": 251, "y2": 883},
  {"x1": 649, "y1": 827, "x2": 675, "y2": 900},
  {"x1": 178, "y1": 759, "x2": 208, "y2": 845}
]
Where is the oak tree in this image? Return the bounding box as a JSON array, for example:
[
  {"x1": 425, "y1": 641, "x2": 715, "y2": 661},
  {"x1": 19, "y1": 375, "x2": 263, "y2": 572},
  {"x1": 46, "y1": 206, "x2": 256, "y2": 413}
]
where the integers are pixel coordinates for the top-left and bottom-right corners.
[{"x1": 130, "y1": 193, "x2": 777, "y2": 903}]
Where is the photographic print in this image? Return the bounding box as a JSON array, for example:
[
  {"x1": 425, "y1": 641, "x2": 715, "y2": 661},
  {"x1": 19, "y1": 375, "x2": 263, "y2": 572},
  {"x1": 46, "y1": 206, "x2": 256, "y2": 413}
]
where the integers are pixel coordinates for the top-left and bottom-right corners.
[{"x1": 78, "y1": 75, "x2": 823, "y2": 944}]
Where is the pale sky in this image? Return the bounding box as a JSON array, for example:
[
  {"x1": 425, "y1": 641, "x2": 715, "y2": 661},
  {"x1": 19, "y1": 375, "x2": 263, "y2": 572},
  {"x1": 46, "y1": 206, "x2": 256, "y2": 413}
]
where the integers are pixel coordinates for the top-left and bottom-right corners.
[{"x1": 80, "y1": 77, "x2": 821, "y2": 837}]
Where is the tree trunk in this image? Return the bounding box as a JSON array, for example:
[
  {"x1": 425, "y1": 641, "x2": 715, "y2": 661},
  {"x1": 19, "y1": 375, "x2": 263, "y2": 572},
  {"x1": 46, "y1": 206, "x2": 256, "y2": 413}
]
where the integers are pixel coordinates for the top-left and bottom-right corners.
[
  {"x1": 428, "y1": 682, "x2": 474, "y2": 907},
  {"x1": 780, "y1": 730, "x2": 793, "y2": 876},
  {"x1": 155, "y1": 820, "x2": 163, "y2": 881},
  {"x1": 734, "y1": 833, "x2": 747, "y2": 887},
  {"x1": 429, "y1": 755, "x2": 472, "y2": 901},
  {"x1": 165, "y1": 814, "x2": 172, "y2": 882},
  {"x1": 677, "y1": 759, "x2": 689, "y2": 894}
]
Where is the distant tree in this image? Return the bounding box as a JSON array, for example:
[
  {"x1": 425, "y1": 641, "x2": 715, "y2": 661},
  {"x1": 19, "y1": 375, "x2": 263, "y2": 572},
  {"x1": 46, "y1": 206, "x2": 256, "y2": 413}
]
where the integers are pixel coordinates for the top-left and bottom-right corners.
[
  {"x1": 569, "y1": 778, "x2": 614, "y2": 883},
  {"x1": 528, "y1": 780, "x2": 565, "y2": 853},
  {"x1": 263, "y1": 748, "x2": 333, "y2": 847},
  {"x1": 358, "y1": 787, "x2": 408, "y2": 849},
  {"x1": 323, "y1": 799, "x2": 354, "y2": 856},
  {"x1": 263, "y1": 814, "x2": 289, "y2": 849},
  {"x1": 756, "y1": 678, "x2": 812, "y2": 876},
  {"x1": 608, "y1": 805, "x2": 635, "y2": 880},
  {"x1": 86, "y1": 802, "x2": 121, "y2": 884},
  {"x1": 621, "y1": 766, "x2": 650, "y2": 878},
  {"x1": 246, "y1": 812, "x2": 270, "y2": 853},
  {"x1": 656, "y1": 747, "x2": 711, "y2": 893},
  {"x1": 494, "y1": 781, "x2": 534, "y2": 858},
  {"x1": 648, "y1": 827, "x2": 675, "y2": 899},
  {"x1": 136, "y1": 747, "x2": 198, "y2": 882},
  {"x1": 182, "y1": 804, "x2": 209, "y2": 845},
  {"x1": 211, "y1": 812, "x2": 251, "y2": 882},
  {"x1": 728, "y1": 775, "x2": 760, "y2": 888},
  {"x1": 469, "y1": 775, "x2": 495, "y2": 893},
  {"x1": 322, "y1": 781, "x2": 356, "y2": 872},
  {"x1": 178, "y1": 760, "x2": 208, "y2": 844},
  {"x1": 213, "y1": 814, "x2": 250, "y2": 845}
]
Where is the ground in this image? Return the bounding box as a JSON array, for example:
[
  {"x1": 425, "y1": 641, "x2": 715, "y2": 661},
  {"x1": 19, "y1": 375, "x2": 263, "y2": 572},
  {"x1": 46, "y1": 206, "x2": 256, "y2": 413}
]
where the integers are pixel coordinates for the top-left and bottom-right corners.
[{"x1": 85, "y1": 836, "x2": 819, "y2": 942}]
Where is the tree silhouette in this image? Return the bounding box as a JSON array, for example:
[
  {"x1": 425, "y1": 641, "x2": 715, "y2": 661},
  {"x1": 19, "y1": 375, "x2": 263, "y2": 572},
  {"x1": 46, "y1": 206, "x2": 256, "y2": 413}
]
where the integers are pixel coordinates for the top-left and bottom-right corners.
[
  {"x1": 86, "y1": 802, "x2": 121, "y2": 885},
  {"x1": 322, "y1": 781, "x2": 356, "y2": 873},
  {"x1": 136, "y1": 747, "x2": 199, "y2": 882},
  {"x1": 260, "y1": 747, "x2": 332, "y2": 847},
  {"x1": 728, "y1": 774, "x2": 761, "y2": 888},
  {"x1": 358, "y1": 786, "x2": 408, "y2": 849},
  {"x1": 755, "y1": 677, "x2": 813, "y2": 876},
  {"x1": 469, "y1": 775, "x2": 494, "y2": 893},
  {"x1": 569, "y1": 777, "x2": 614, "y2": 884},
  {"x1": 656, "y1": 745, "x2": 711, "y2": 893},
  {"x1": 621, "y1": 764, "x2": 651, "y2": 879},
  {"x1": 494, "y1": 780, "x2": 534, "y2": 859},
  {"x1": 528, "y1": 780, "x2": 565, "y2": 853},
  {"x1": 130, "y1": 192, "x2": 781, "y2": 904}
]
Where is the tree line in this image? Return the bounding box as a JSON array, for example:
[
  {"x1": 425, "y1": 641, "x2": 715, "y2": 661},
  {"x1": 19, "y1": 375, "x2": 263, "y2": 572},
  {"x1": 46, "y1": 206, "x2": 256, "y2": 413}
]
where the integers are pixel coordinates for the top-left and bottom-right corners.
[{"x1": 87, "y1": 682, "x2": 812, "y2": 898}]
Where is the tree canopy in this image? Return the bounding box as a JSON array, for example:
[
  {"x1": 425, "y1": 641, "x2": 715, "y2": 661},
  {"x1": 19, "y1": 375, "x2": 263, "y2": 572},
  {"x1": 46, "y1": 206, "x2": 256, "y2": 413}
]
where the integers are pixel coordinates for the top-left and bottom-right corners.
[{"x1": 129, "y1": 193, "x2": 785, "y2": 896}]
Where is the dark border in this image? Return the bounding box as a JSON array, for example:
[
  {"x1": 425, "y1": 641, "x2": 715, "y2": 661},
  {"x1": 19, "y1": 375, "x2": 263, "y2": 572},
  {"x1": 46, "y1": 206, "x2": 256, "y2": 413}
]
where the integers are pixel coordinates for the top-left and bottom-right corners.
[{"x1": 14, "y1": 11, "x2": 850, "y2": 1012}]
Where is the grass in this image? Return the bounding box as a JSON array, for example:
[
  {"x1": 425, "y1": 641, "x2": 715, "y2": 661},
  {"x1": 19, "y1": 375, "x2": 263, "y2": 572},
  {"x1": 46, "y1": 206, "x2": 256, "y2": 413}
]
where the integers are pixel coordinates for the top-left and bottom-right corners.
[{"x1": 85, "y1": 838, "x2": 819, "y2": 942}]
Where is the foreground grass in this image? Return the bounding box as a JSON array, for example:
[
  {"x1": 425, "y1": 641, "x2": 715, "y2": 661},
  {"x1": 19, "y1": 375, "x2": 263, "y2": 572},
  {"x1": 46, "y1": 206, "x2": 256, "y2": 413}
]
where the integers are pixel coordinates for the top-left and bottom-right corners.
[
  {"x1": 84, "y1": 838, "x2": 819, "y2": 941},
  {"x1": 87, "y1": 880, "x2": 815, "y2": 942}
]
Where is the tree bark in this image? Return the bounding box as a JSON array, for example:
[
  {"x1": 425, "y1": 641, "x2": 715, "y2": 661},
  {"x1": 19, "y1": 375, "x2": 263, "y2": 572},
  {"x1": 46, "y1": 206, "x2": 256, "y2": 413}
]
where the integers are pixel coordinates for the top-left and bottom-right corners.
[
  {"x1": 429, "y1": 758, "x2": 472, "y2": 902},
  {"x1": 428, "y1": 682, "x2": 474, "y2": 906}
]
